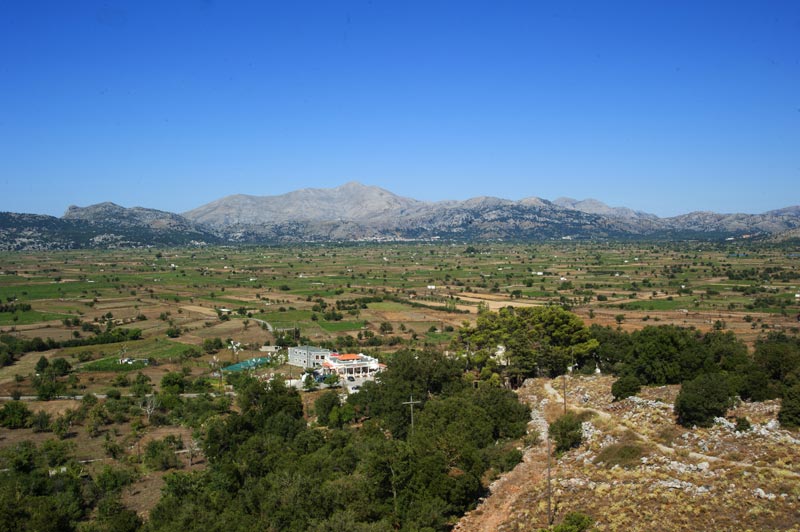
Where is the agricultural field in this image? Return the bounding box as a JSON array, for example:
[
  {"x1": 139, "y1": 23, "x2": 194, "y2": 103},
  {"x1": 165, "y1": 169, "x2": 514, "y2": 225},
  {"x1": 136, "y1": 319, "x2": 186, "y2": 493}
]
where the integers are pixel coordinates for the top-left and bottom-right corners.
[
  {"x1": 1, "y1": 241, "x2": 799, "y2": 407},
  {"x1": 1, "y1": 241, "x2": 799, "y2": 530}
]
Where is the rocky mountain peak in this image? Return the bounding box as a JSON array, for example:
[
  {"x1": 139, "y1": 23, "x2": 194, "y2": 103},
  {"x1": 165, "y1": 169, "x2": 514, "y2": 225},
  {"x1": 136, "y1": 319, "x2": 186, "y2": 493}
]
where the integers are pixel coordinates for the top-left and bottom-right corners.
[{"x1": 3, "y1": 183, "x2": 800, "y2": 249}]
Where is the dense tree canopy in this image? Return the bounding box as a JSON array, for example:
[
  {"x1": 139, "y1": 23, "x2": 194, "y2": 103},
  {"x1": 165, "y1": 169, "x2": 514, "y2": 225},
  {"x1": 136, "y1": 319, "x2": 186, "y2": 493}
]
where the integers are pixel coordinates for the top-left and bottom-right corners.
[
  {"x1": 454, "y1": 306, "x2": 599, "y2": 383},
  {"x1": 145, "y1": 350, "x2": 530, "y2": 532},
  {"x1": 589, "y1": 326, "x2": 800, "y2": 399},
  {"x1": 0, "y1": 440, "x2": 139, "y2": 532}
]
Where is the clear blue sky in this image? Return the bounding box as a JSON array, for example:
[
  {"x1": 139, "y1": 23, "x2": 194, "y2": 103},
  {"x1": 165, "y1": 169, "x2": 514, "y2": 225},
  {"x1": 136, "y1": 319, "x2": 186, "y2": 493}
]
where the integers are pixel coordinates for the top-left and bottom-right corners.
[{"x1": 1, "y1": 1, "x2": 798, "y2": 217}]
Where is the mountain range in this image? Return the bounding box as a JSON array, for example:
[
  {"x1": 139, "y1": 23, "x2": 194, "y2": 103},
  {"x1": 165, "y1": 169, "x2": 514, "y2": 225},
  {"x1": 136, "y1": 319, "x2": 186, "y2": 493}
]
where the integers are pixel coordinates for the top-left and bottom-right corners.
[{"x1": 1, "y1": 182, "x2": 799, "y2": 250}]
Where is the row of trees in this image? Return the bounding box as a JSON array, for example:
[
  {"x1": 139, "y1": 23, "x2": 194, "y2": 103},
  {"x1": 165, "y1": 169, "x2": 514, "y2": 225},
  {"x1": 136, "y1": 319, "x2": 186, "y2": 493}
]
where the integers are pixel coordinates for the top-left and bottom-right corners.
[{"x1": 0, "y1": 302, "x2": 31, "y2": 313}]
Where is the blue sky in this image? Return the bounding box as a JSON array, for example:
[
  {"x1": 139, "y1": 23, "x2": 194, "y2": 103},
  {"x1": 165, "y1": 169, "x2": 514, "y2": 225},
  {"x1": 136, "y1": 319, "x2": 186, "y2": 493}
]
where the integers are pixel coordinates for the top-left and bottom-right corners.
[{"x1": 1, "y1": 1, "x2": 798, "y2": 217}]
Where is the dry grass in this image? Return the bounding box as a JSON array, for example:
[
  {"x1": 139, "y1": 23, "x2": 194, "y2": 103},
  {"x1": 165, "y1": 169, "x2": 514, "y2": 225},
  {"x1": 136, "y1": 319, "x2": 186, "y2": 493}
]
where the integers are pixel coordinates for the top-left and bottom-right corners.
[{"x1": 457, "y1": 376, "x2": 800, "y2": 532}]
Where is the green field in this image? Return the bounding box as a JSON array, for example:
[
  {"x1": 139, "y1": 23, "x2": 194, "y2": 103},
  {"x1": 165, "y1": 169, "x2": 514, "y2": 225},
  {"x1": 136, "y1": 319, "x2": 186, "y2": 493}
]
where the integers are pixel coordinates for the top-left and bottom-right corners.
[
  {"x1": 64, "y1": 338, "x2": 195, "y2": 364},
  {"x1": 318, "y1": 320, "x2": 366, "y2": 332},
  {"x1": 368, "y1": 301, "x2": 411, "y2": 311},
  {"x1": 619, "y1": 299, "x2": 692, "y2": 311},
  {"x1": 0, "y1": 310, "x2": 72, "y2": 325}
]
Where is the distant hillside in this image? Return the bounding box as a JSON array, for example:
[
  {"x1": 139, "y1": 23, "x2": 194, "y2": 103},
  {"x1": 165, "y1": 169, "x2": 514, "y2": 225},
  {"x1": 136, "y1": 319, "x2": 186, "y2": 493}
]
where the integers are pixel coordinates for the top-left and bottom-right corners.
[
  {"x1": 63, "y1": 202, "x2": 220, "y2": 241},
  {"x1": 0, "y1": 206, "x2": 220, "y2": 251},
  {"x1": 182, "y1": 182, "x2": 800, "y2": 243},
  {"x1": 553, "y1": 197, "x2": 659, "y2": 222},
  {"x1": 183, "y1": 181, "x2": 424, "y2": 227},
  {"x1": 1, "y1": 182, "x2": 799, "y2": 249},
  {"x1": 772, "y1": 226, "x2": 800, "y2": 243}
]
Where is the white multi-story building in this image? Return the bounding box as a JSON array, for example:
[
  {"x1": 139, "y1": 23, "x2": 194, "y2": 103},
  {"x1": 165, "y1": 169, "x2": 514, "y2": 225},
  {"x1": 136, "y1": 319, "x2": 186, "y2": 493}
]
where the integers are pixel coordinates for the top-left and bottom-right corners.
[{"x1": 288, "y1": 345, "x2": 332, "y2": 368}]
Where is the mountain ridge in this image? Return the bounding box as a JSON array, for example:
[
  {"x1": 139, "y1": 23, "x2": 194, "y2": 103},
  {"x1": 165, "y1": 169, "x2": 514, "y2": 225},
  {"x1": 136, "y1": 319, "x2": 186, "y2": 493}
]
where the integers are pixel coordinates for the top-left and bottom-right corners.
[{"x1": 2, "y1": 182, "x2": 799, "y2": 249}]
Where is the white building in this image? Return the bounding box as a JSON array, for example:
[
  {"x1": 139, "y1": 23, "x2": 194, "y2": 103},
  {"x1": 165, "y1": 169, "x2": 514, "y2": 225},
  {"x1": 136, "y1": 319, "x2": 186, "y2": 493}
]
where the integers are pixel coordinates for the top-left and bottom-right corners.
[
  {"x1": 288, "y1": 345, "x2": 332, "y2": 368},
  {"x1": 321, "y1": 352, "x2": 384, "y2": 379},
  {"x1": 259, "y1": 345, "x2": 281, "y2": 354}
]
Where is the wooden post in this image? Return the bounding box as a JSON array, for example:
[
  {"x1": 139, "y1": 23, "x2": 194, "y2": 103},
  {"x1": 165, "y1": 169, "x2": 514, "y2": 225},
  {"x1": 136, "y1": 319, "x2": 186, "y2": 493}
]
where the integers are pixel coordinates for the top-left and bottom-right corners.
[
  {"x1": 547, "y1": 436, "x2": 552, "y2": 525},
  {"x1": 402, "y1": 394, "x2": 421, "y2": 435}
]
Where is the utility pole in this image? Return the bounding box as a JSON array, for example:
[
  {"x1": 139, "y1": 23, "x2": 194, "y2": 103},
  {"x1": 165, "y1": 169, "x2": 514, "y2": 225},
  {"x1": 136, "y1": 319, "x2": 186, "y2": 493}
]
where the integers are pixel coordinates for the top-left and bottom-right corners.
[
  {"x1": 546, "y1": 436, "x2": 552, "y2": 526},
  {"x1": 212, "y1": 356, "x2": 223, "y2": 391},
  {"x1": 402, "y1": 394, "x2": 421, "y2": 435}
]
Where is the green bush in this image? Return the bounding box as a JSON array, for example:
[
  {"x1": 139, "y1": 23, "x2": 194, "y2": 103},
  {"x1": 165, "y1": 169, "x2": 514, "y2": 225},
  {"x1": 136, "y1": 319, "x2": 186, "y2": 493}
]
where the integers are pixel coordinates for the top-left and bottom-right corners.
[
  {"x1": 549, "y1": 412, "x2": 583, "y2": 453},
  {"x1": 539, "y1": 511, "x2": 594, "y2": 532},
  {"x1": 106, "y1": 389, "x2": 122, "y2": 400},
  {"x1": 144, "y1": 436, "x2": 182, "y2": 471},
  {"x1": 160, "y1": 372, "x2": 186, "y2": 394},
  {"x1": 734, "y1": 416, "x2": 751, "y2": 432},
  {"x1": 674, "y1": 373, "x2": 735, "y2": 428},
  {"x1": 95, "y1": 464, "x2": 138, "y2": 493},
  {"x1": 50, "y1": 357, "x2": 72, "y2": 376},
  {"x1": 314, "y1": 390, "x2": 340, "y2": 426},
  {"x1": 611, "y1": 375, "x2": 641, "y2": 401},
  {"x1": 778, "y1": 384, "x2": 800, "y2": 428},
  {"x1": 486, "y1": 445, "x2": 524, "y2": 473},
  {"x1": 30, "y1": 410, "x2": 52, "y2": 432},
  {"x1": 0, "y1": 400, "x2": 32, "y2": 428}
]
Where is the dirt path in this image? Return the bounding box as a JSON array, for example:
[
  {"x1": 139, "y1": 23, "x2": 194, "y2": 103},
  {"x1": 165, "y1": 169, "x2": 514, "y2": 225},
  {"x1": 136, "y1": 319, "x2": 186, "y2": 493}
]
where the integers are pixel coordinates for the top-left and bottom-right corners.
[{"x1": 454, "y1": 381, "x2": 551, "y2": 532}]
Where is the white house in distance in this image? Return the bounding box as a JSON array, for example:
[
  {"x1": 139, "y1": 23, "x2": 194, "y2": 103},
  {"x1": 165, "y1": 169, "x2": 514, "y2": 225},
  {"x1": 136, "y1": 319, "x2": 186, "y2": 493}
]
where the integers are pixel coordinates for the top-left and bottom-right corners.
[
  {"x1": 259, "y1": 345, "x2": 282, "y2": 355},
  {"x1": 321, "y1": 352, "x2": 384, "y2": 379},
  {"x1": 288, "y1": 346, "x2": 332, "y2": 368}
]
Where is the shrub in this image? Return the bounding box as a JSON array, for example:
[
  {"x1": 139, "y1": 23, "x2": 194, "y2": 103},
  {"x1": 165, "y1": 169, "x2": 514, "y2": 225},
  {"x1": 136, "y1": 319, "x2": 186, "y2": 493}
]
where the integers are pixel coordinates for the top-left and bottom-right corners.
[
  {"x1": 539, "y1": 511, "x2": 594, "y2": 532},
  {"x1": 30, "y1": 410, "x2": 52, "y2": 432},
  {"x1": 160, "y1": 372, "x2": 186, "y2": 394},
  {"x1": 35, "y1": 355, "x2": 49, "y2": 373},
  {"x1": 203, "y1": 337, "x2": 224, "y2": 354},
  {"x1": 106, "y1": 389, "x2": 122, "y2": 400},
  {"x1": 50, "y1": 357, "x2": 72, "y2": 376},
  {"x1": 611, "y1": 375, "x2": 641, "y2": 401},
  {"x1": 487, "y1": 446, "x2": 523, "y2": 473},
  {"x1": 594, "y1": 443, "x2": 643, "y2": 469},
  {"x1": 96, "y1": 497, "x2": 143, "y2": 532},
  {"x1": 549, "y1": 412, "x2": 583, "y2": 453},
  {"x1": 0, "y1": 400, "x2": 32, "y2": 428},
  {"x1": 734, "y1": 416, "x2": 751, "y2": 432},
  {"x1": 144, "y1": 437, "x2": 182, "y2": 470},
  {"x1": 778, "y1": 384, "x2": 800, "y2": 428},
  {"x1": 95, "y1": 464, "x2": 137, "y2": 493},
  {"x1": 674, "y1": 373, "x2": 735, "y2": 427}
]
